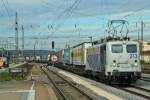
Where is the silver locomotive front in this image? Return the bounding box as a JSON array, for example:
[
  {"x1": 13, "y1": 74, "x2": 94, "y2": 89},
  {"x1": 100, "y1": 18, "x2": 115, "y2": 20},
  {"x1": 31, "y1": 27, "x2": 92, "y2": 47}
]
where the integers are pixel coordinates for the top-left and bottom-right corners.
[{"x1": 106, "y1": 41, "x2": 141, "y2": 83}]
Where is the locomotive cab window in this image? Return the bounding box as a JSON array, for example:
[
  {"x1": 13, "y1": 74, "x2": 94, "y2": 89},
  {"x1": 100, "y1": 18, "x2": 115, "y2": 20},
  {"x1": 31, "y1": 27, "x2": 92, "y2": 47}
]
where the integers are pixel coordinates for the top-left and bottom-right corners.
[
  {"x1": 111, "y1": 45, "x2": 123, "y2": 53},
  {"x1": 126, "y1": 44, "x2": 137, "y2": 53}
]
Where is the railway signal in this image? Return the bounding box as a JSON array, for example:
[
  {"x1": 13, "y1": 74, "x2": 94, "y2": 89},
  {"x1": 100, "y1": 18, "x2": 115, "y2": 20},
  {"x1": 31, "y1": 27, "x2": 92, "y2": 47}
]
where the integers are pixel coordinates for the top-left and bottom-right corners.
[{"x1": 52, "y1": 41, "x2": 55, "y2": 49}]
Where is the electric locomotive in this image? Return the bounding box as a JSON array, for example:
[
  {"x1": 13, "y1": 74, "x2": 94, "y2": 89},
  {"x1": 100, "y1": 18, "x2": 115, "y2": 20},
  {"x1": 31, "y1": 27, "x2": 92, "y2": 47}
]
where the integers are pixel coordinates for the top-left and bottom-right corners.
[{"x1": 86, "y1": 37, "x2": 141, "y2": 83}]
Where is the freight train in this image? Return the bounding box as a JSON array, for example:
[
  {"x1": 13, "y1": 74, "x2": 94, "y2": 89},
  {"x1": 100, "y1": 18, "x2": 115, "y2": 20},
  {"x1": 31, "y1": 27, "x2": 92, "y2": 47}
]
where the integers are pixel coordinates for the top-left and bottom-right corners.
[{"x1": 54, "y1": 37, "x2": 141, "y2": 84}]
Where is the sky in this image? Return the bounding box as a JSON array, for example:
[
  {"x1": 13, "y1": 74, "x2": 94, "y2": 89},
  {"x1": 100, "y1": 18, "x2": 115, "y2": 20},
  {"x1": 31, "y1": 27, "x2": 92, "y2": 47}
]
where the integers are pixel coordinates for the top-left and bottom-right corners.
[{"x1": 0, "y1": 0, "x2": 150, "y2": 50}]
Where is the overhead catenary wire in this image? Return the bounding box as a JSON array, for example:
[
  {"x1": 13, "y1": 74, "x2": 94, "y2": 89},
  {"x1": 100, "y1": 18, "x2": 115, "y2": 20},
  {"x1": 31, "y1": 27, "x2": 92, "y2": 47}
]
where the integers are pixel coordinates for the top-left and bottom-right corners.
[
  {"x1": 0, "y1": 0, "x2": 6, "y2": 16},
  {"x1": 39, "y1": 0, "x2": 82, "y2": 40},
  {"x1": 55, "y1": 0, "x2": 82, "y2": 31},
  {"x1": 28, "y1": 0, "x2": 99, "y2": 42},
  {"x1": 53, "y1": 0, "x2": 81, "y2": 23},
  {"x1": 1, "y1": 0, "x2": 11, "y2": 18},
  {"x1": 51, "y1": 0, "x2": 82, "y2": 32},
  {"x1": 4, "y1": 0, "x2": 13, "y2": 12},
  {"x1": 121, "y1": 3, "x2": 150, "y2": 19}
]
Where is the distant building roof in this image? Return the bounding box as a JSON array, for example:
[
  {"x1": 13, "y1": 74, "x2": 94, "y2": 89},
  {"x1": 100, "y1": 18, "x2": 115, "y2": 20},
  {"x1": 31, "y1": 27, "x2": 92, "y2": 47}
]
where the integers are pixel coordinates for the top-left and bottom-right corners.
[{"x1": 142, "y1": 50, "x2": 150, "y2": 55}]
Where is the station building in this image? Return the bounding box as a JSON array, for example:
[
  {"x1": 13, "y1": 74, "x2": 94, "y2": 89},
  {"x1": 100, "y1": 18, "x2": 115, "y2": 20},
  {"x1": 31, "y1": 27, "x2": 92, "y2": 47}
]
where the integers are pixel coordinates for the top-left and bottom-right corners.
[{"x1": 140, "y1": 41, "x2": 150, "y2": 63}]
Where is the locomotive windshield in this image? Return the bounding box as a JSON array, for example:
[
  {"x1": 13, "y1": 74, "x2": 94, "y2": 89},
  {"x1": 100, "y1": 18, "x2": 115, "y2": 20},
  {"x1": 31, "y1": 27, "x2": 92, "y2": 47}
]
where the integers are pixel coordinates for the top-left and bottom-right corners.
[
  {"x1": 126, "y1": 45, "x2": 137, "y2": 53},
  {"x1": 111, "y1": 45, "x2": 123, "y2": 53}
]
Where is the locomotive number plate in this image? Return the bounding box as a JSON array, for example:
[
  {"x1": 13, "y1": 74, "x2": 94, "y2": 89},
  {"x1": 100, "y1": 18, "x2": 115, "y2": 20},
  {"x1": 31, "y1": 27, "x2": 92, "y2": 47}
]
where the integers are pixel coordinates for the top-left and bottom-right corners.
[{"x1": 129, "y1": 54, "x2": 137, "y2": 59}]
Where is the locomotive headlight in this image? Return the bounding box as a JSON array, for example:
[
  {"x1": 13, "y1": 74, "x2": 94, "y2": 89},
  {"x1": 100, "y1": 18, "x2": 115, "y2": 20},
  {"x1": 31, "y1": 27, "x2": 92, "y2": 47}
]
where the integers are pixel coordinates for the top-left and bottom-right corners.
[
  {"x1": 134, "y1": 63, "x2": 138, "y2": 67},
  {"x1": 113, "y1": 60, "x2": 117, "y2": 67},
  {"x1": 113, "y1": 63, "x2": 116, "y2": 66}
]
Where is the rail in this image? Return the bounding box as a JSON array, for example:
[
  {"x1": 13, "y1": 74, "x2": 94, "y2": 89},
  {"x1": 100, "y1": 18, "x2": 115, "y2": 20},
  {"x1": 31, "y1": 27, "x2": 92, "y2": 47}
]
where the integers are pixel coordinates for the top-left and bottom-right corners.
[
  {"x1": 114, "y1": 85, "x2": 150, "y2": 99},
  {"x1": 41, "y1": 66, "x2": 93, "y2": 100}
]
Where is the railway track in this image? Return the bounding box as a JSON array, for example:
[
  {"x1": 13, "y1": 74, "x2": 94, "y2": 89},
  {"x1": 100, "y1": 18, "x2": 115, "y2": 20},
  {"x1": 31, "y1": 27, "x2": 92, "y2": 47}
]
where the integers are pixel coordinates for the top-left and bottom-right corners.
[
  {"x1": 115, "y1": 85, "x2": 150, "y2": 99},
  {"x1": 41, "y1": 66, "x2": 93, "y2": 100},
  {"x1": 140, "y1": 77, "x2": 150, "y2": 82},
  {"x1": 41, "y1": 64, "x2": 150, "y2": 99},
  {"x1": 131, "y1": 85, "x2": 150, "y2": 93}
]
